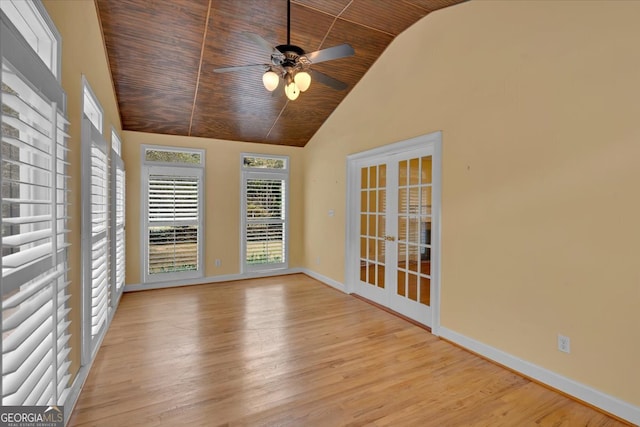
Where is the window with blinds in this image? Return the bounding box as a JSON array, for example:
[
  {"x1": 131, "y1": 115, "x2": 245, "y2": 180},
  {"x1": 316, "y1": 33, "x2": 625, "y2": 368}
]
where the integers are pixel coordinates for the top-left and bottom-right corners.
[
  {"x1": 148, "y1": 174, "x2": 199, "y2": 274},
  {"x1": 1, "y1": 5, "x2": 71, "y2": 406},
  {"x1": 111, "y1": 154, "x2": 125, "y2": 299},
  {"x1": 142, "y1": 146, "x2": 204, "y2": 284},
  {"x1": 81, "y1": 115, "x2": 109, "y2": 358},
  {"x1": 241, "y1": 154, "x2": 289, "y2": 272}
]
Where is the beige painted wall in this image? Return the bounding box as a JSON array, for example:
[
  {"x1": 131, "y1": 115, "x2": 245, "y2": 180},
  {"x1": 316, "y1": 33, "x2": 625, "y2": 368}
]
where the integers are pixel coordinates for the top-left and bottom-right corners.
[
  {"x1": 303, "y1": 0, "x2": 640, "y2": 407},
  {"x1": 38, "y1": 0, "x2": 639, "y2": 412},
  {"x1": 43, "y1": 0, "x2": 122, "y2": 378},
  {"x1": 43, "y1": 0, "x2": 304, "y2": 381},
  {"x1": 43, "y1": 0, "x2": 303, "y2": 382},
  {"x1": 122, "y1": 132, "x2": 304, "y2": 284}
]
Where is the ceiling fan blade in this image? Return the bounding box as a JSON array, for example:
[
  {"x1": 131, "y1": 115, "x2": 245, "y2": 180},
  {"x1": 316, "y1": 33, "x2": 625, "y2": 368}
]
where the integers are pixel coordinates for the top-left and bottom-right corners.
[
  {"x1": 310, "y1": 70, "x2": 349, "y2": 91},
  {"x1": 303, "y1": 43, "x2": 355, "y2": 64},
  {"x1": 213, "y1": 64, "x2": 268, "y2": 73},
  {"x1": 242, "y1": 32, "x2": 277, "y2": 54}
]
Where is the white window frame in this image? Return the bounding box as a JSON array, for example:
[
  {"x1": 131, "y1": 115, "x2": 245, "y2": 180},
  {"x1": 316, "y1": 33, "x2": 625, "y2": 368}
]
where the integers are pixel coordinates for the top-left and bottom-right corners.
[
  {"x1": 110, "y1": 129, "x2": 125, "y2": 307},
  {"x1": 240, "y1": 153, "x2": 289, "y2": 273},
  {"x1": 111, "y1": 127, "x2": 122, "y2": 156},
  {"x1": 0, "y1": 0, "x2": 60, "y2": 78},
  {"x1": 80, "y1": 79, "x2": 109, "y2": 363},
  {"x1": 82, "y1": 76, "x2": 103, "y2": 134},
  {"x1": 140, "y1": 145, "x2": 205, "y2": 284},
  {"x1": 1, "y1": 2, "x2": 71, "y2": 409}
]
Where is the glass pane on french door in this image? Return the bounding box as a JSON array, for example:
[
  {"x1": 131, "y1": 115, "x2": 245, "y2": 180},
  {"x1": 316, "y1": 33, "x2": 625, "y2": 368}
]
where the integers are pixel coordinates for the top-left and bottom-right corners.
[
  {"x1": 359, "y1": 163, "x2": 387, "y2": 289},
  {"x1": 351, "y1": 135, "x2": 439, "y2": 327},
  {"x1": 396, "y1": 156, "x2": 432, "y2": 307}
]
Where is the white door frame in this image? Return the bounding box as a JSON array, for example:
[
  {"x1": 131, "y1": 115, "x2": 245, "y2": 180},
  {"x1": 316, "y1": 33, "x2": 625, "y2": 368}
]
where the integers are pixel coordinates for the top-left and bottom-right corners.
[{"x1": 345, "y1": 131, "x2": 442, "y2": 335}]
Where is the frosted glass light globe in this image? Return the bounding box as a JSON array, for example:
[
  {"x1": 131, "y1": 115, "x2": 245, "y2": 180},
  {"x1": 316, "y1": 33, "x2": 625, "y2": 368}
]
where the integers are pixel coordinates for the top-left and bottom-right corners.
[
  {"x1": 262, "y1": 71, "x2": 279, "y2": 91},
  {"x1": 294, "y1": 71, "x2": 311, "y2": 92},
  {"x1": 285, "y1": 81, "x2": 300, "y2": 100}
]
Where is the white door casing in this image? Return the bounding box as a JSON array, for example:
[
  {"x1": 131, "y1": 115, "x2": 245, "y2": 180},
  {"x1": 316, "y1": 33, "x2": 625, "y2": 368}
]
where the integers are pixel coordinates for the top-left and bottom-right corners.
[{"x1": 345, "y1": 132, "x2": 442, "y2": 332}]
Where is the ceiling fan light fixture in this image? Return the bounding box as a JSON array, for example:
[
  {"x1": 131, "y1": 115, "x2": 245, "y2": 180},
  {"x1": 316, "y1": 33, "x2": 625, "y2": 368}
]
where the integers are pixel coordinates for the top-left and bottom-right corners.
[
  {"x1": 294, "y1": 71, "x2": 311, "y2": 92},
  {"x1": 213, "y1": 0, "x2": 354, "y2": 102},
  {"x1": 262, "y1": 70, "x2": 280, "y2": 91},
  {"x1": 285, "y1": 81, "x2": 300, "y2": 100}
]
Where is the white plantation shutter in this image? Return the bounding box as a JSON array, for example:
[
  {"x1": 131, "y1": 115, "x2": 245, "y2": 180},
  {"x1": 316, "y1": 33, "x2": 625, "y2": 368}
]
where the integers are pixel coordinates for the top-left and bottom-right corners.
[
  {"x1": 81, "y1": 117, "x2": 109, "y2": 358},
  {"x1": 110, "y1": 153, "x2": 125, "y2": 302},
  {"x1": 143, "y1": 165, "x2": 203, "y2": 282},
  {"x1": 242, "y1": 160, "x2": 288, "y2": 272},
  {"x1": 245, "y1": 178, "x2": 286, "y2": 267},
  {"x1": 1, "y1": 10, "x2": 71, "y2": 406}
]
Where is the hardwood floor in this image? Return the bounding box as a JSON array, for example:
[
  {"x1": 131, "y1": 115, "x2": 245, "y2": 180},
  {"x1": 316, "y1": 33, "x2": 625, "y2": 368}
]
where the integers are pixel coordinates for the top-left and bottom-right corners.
[{"x1": 68, "y1": 274, "x2": 628, "y2": 426}]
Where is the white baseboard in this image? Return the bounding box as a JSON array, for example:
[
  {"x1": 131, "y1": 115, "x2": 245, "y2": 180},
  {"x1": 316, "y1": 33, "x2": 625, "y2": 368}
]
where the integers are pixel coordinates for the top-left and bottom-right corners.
[
  {"x1": 99, "y1": 272, "x2": 640, "y2": 424},
  {"x1": 63, "y1": 312, "x2": 112, "y2": 426},
  {"x1": 439, "y1": 327, "x2": 640, "y2": 426},
  {"x1": 300, "y1": 268, "x2": 347, "y2": 293},
  {"x1": 124, "y1": 268, "x2": 304, "y2": 292},
  {"x1": 64, "y1": 362, "x2": 91, "y2": 426}
]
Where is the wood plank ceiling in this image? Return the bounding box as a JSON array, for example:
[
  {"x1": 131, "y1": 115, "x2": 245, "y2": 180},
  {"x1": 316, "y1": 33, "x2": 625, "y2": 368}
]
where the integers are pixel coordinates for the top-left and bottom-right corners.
[{"x1": 96, "y1": 0, "x2": 465, "y2": 147}]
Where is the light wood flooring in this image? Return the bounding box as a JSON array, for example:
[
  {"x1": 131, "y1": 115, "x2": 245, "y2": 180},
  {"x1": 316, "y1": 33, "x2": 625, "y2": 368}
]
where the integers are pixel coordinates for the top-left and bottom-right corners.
[{"x1": 69, "y1": 274, "x2": 628, "y2": 426}]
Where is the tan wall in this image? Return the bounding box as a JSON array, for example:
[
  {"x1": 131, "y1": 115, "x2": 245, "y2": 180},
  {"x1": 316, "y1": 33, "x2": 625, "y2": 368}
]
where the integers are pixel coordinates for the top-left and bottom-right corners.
[
  {"x1": 122, "y1": 132, "x2": 304, "y2": 283},
  {"x1": 43, "y1": 0, "x2": 122, "y2": 378},
  {"x1": 303, "y1": 0, "x2": 640, "y2": 406},
  {"x1": 43, "y1": 0, "x2": 304, "y2": 380},
  {"x1": 40, "y1": 0, "x2": 640, "y2": 411}
]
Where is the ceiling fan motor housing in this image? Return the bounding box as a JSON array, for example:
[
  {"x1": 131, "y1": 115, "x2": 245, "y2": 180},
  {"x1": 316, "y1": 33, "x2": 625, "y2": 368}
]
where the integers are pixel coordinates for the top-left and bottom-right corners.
[{"x1": 274, "y1": 44, "x2": 307, "y2": 68}]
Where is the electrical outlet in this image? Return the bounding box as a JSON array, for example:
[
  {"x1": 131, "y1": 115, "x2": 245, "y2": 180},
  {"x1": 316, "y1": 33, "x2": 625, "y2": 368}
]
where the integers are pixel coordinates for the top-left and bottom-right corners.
[
  {"x1": 557, "y1": 334, "x2": 571, "y2": 353},
  {"x1": 215, "y1": 259, "x2": 221, "y2": 267},
  {"x1": 315, "y1": 256, "x2": 321, "y2": 265}
]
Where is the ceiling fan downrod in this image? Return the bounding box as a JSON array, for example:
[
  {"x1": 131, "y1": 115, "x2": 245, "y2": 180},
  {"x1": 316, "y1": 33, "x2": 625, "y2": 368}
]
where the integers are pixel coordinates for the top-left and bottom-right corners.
[
  {"x1": 212, "y1": 0, "x2": 355, "y2": 100},
  {"x1": 276, "y1": 0, "x2": 305, "y2": 67},
  {"x1": 271, "y1": 0, "x2": 309, "y2": 100}
]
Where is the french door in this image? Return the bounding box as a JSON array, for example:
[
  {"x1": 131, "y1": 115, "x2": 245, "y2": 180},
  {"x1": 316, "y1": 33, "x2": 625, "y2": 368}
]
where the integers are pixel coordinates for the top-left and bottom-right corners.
[{"x1": 347, "y1": 133, "x2": 441, "y2": 328}]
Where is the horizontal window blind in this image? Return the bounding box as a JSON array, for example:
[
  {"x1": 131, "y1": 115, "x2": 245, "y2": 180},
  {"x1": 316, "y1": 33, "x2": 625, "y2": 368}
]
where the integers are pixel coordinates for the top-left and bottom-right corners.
[
  {"x1": 147, "y1": 174, "x2": 199, "y2": 275},
  {"x1": 81, "y1": 117, "x2": 109, "y2": 356},
  {"x1": 1, "y1": 52, "x2": 71, "y2": 406},
  {"x1": 110, "y1": 137, "x2": 125, "y2": 302},
  {"x1": 112, "y1": 161, "x2": 125, "y2": 294},
  {"x1": 244, "y1": 178, "x2": 286, "y2": 268}
]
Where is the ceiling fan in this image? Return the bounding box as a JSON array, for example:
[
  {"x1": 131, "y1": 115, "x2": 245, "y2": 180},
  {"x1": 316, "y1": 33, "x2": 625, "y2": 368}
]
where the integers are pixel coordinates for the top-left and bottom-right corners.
[{"x1": 213, "y1": 0, "x2": 355, "y2": 101}]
